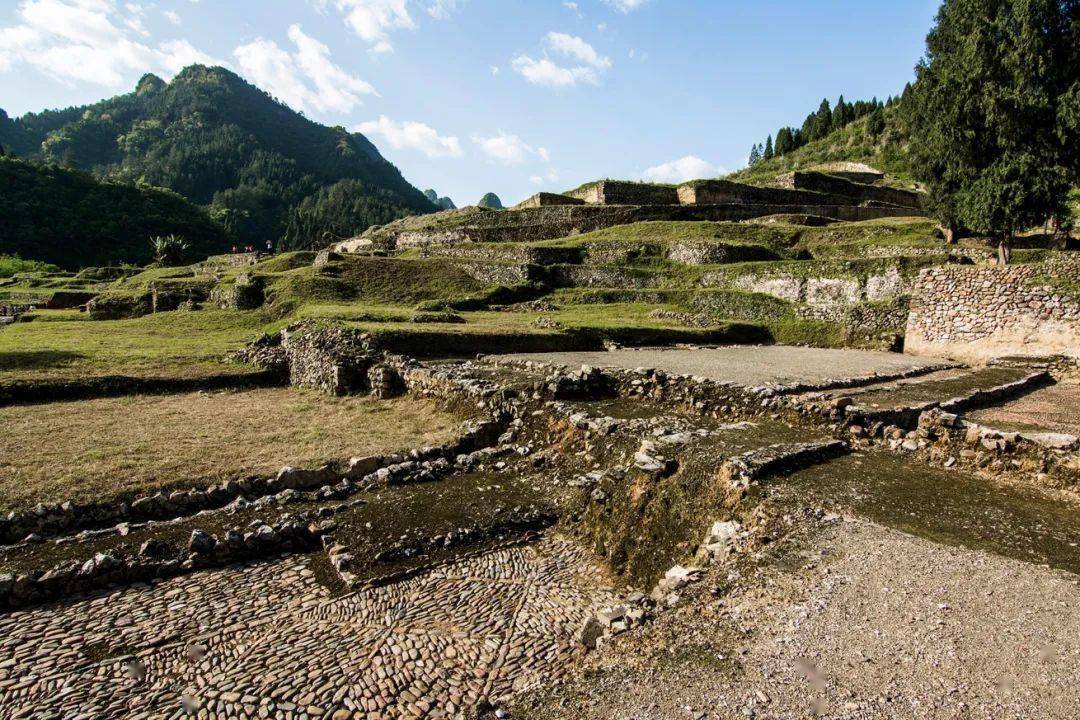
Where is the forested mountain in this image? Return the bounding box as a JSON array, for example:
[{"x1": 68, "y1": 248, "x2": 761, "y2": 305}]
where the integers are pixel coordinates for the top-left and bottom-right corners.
[
  {"x1": 730, "y1": 103, "x2": 915, "y2": 188},
  {"x1": 746, "y1": 93, "x2": 904, "y2": 166},
  {"x1": 0, "y1": 66, "x2": 435, "y2": 250},
  {"x1": 0, "y1": 156, "x2": 228, "y2": 269},
  {"x1": 424, "y1": 189, "x2": 457, "y2": 210}
]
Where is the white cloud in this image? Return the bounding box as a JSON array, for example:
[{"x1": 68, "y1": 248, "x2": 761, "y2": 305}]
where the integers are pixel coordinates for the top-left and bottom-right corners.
[
  {"x1": 640, "y1": 155, "x2": 722, "y2": 183},
  {"x1": 512, "y1": 31, "x2": 610, "y2": 88},
  {"x1": 234, "y1": 24, "x2": 376, "y2": 115},
  {"x1": 490, "y1": 65, "x2": 499, "y2": 75},
  {"x1": 163, "y1": 9, "x2": 180, "y2": 25},
  {"x1": 530, "y1": 169, "x2": 559, "y2": 185},
  {"x1": 357, "y1": 115, "x2": 462, "y2": 158},
  {"x1": 604, "y1": 0, "x2": 649, "y2": 12},
  {"x1": 318, "y1": 0, "x2": 464, "y2": 53},
  {"x1": 0, "y1": 0, "x2": 224, "y2": 87},
  {"x1": 472, "y1": 132, "x2": 546, "y2": 165},
  {"x1": 427, "y1": 0, "x2": 465, "y2": 19},
  {"x1": 562, "y1": 1, "x2": 581, "y2": 17},
  {"x1": 546, "y1": 32, "x2": 610, "y2": 70}
]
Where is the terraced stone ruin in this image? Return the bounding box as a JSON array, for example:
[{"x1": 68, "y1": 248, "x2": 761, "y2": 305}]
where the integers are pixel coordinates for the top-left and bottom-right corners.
[{"x1": 1, "y1": 164, "x2": 1078, "y2": 719}]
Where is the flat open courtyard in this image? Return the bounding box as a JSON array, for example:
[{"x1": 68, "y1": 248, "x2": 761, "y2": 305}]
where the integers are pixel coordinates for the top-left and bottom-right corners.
[
  {"x1": 496, "y1": 345, "x2": 948, "y2": 387},
  {"x1": 0, "y1": 388, "x2": 462, "y2": 511}
]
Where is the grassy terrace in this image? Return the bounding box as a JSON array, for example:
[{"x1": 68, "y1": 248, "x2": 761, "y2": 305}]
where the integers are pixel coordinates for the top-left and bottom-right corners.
[
  {"x1": 0, "y1": 309, "x2": 270, "y2": 382},
  {"x1": 0, "y1": 389, "x2": 462, "y2": 511}
]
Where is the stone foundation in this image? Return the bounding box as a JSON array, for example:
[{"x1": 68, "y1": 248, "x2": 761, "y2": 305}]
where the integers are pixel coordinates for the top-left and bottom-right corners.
[
  {"x1": 567, "y1": 181, "x2": 680, "y2": 206},
  {"x1": 513, "y1": 192, "x2": 586, "y2": 209},
  {"x1": 905, "y1": 255, "x2": 1080, "y2": 362},
  {"x1": 776, "y1": 171, "x2": 922, "y2": 209}
]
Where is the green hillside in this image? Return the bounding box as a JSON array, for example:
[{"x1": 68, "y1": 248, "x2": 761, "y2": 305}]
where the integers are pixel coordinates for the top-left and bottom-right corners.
[
  {"x1": 0, "y1": 156, "x2": 228, "y2": 269},
  {"x1": 730, "y1": 107, "x2": 916, "y2": 189},
  {"x1": 0, "y1": 66, "x2": 435, "y2": 250}
]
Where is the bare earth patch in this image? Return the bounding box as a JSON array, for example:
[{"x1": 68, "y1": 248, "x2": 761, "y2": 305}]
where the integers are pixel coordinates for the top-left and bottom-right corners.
[
  {"x1": 517, "y1": 520, "x2": 1080, "y2": 719},
  {"x1": 0, "y1": 388, "x2": 462, "y2": 511},
  {"x1": 496, "y1": 346, "x2": 947, "y2": 387},
  {"x1": 964, "y1": 381, "x2": 1080, "y2": 436}
]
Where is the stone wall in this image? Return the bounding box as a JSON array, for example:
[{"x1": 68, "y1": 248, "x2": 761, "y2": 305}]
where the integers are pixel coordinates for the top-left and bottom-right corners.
[
  {"x1": 567, "y1": 182, "x2": 680, "y2": 206},
  {"x1": 282, "y1": 323, "x2": 376, "y2": 395},
  {"x1": 704, "y1": 265, "x2": 913, "y2": 306},
  {"x1": 447, "y1": 260, "x2": 535, "y2": 286},
  {"x1": 337, "y1": 203, "x2": 921, "y2": 254},
  {"x1": 513, "y1": 192, "x2": 586, "y2": 209},
  {"x1": 776, "y1": 172, "x2": 922, "y2": 209},
  {"x1": 906, "y1": 255, "x2": 1080, "y2": 361},
  {"x1": 676, "y1": 180, "x2": 833, "y2": 207}
]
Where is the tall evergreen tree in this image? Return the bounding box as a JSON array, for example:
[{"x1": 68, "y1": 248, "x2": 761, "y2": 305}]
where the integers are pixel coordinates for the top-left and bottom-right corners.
[
  {"x1": 774, "y1": 127, "x2": 794, "y2": 156},
  {"x1": 763, "y1": 135, "x2": 774, "y2": 160},
  {"x1": 748, "y1": 143, "x2": 762, "y2": 166},
  {"x1": 904, "y1": 0, "x2": 1079, "y2": 252}
]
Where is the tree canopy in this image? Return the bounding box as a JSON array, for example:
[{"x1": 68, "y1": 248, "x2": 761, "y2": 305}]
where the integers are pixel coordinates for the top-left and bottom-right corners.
[{"x1": 903, "y1": 0, "x2": 1079, "y2": 239}]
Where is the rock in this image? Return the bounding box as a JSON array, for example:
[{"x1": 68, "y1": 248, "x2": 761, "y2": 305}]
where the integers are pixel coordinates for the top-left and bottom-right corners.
[
  {"x1": 1024, "y1": 432, "x2": 1078, "y2": 450},
  {"x1": 275, "y1": 465, "x2": 337, "y2": 490},
  {"x1": 188, "y1": 529, "x2": 216, "y2": 554},
  {"x1": 346, "y1": 456, "x2": 382, "y2": 479},
  {"x1": 596, "y1": 605, "x2": 626, "y2": 627},
  {"x1": 576, "y1": 616, "x2": 604, "y2": 649},
  {"x1": 705, "y1": 520, "x2": 741, "y2": 546}
]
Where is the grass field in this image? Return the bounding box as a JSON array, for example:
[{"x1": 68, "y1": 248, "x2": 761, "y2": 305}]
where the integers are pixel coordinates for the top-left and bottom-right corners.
[
  {"x1": 0, "y1": 388, "x2": 463, "y2": 510},
  {"x1": 0, "y1": 309, "x2": 271, "y2": 382}
]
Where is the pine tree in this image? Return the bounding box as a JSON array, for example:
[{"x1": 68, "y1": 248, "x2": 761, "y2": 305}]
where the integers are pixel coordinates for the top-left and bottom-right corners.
[
  {"x1": 814, "y1": 99, "x2": 833, "y2": 139},
  {"x1": 903, "y1": 0, "x2": 1079, "y2": 253},
  {"x1": 748, "y1": 143, "x2": 762, "y2": 166},
  {"x1": 775, "y1": 128, "x2": 794, "y2": 156},
  {"x1": 763, "y1": 135, "x2": 774, "y2": 160}
]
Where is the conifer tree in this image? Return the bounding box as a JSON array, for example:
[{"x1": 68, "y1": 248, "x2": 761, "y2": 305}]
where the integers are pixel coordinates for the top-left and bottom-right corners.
[
  {"x1": 763, "y1": 135, "x2": 774, "y2": 160},
  {"x1": 904, "y1": 0, "x2": 1079, "y2": 254}
]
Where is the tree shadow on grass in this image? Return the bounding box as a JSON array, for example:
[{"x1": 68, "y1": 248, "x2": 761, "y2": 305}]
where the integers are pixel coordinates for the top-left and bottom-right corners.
[{"x1": 0, "y1": 350, "x2": 87, "y2": 372}]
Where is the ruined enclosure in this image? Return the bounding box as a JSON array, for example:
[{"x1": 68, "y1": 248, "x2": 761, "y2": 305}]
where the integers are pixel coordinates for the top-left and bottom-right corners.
[
  {"x1": 2, "y1": 166, "x2": 1079, "y2": 718},
  {"x1": 1, "y1": 325, "x2": 1077, "y2": 718}
]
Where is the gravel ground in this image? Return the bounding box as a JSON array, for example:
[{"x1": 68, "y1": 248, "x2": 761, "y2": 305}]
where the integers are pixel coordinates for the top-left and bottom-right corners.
[
  {"x1": 495, "y1": 346, "x2": 947, "y2": 387},
  {"x1": 515, "y1": 518, "x2": 1080, "y2": 719},
  {"x1": 964, "y1": 382, "x2": 1080, "y2": 436}
]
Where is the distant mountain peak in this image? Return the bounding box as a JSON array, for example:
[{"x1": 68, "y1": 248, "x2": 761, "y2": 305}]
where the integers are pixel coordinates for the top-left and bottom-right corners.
[
  {"x1": 478, "y1": 192, "x2": 504, "y2": 209},
  {"x1": 0, "y1": 63, "x2": 436, "y2": 250}
]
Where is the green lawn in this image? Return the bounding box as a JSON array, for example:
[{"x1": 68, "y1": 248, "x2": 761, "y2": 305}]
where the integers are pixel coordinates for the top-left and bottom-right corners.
[{"x1": 0, "y1": 309, "x2": 271, "y2": 382}]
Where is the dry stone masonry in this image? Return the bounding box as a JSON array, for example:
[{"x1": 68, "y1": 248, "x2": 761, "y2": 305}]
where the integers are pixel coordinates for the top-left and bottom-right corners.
[{"x1": 906, "y1": 254, "x2": 1080, "y2": 361}]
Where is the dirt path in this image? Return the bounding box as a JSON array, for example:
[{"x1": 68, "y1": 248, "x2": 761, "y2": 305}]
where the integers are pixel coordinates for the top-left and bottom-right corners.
[
  {"x1": 496, "y1": 346, "x2": 947, "y2": 387},
  {"x1": 515, "y1": 519, "x2": 1080, "y2": 719}
]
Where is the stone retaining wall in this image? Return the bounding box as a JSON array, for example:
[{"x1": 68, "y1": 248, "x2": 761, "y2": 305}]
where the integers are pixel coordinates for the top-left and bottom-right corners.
[
  {"x1": 905, "y1": 256, "x2": 1080, "y2": 362},
  {"x1": 567, "y1": 182, "x2": 680, "y2": 206},
  {"x1": 777, "y1": 171, "x2": 922, "y2": 209},
  {"x1": 513, "y1": 192, "x2": 586, "y2": 209},
  {"x1": 676, "y1": 179, "x2": 834, "y2": 207}
]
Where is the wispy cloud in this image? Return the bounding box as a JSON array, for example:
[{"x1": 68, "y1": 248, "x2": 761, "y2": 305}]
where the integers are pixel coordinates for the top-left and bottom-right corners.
[
  {"x1": 0, "y1": 0, "x2": 222, "y2": 87},
  {"x1": 235, "y1": 24, "x2": 376, "y2": 115},
  {"x1": 512, "y1": 31, "x2": 610, "y2": 88},
  {"x1": 472, "y1": 131, "x2": 547, "y2": 165},
  {"x1": 357, "y1": 115, "x2": 463, "y2": 158},
  {"x1": 640, "y1": 155, "x2": 722, "y2": 183},
  {"x1": 604, "y1": 0, "x2": 650, "y2": 13},
  {"x1": 316, "y1": 0, "x2": 464, "y2": 54}
]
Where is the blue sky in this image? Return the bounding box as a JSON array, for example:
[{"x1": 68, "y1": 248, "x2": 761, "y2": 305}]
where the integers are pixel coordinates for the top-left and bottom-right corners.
[{"x1": 0, "y1": 0, "x2": 940, "y2": 206}]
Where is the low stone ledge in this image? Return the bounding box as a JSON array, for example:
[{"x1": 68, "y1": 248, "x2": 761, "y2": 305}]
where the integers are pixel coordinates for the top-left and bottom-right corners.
[
  {"x1": 720, "y1": 440, "x2": 850, "y2": 490},
  {"x1": 0, "y1": 517, "x2": 327, "y2": 610},
  {"x1": 0, "y1": 369, "x2": 285, "y2": 408}
]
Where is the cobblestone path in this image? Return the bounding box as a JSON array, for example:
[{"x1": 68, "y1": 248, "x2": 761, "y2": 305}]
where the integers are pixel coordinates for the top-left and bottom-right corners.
[{"x1": 0, "y1": 536, "x2": 614, "y2": 719}]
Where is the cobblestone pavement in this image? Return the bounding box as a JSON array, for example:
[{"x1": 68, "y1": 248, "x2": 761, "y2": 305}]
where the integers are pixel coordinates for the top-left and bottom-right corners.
[{"x1": 0, "y1": 535, "x2": 615, "y2": 719}]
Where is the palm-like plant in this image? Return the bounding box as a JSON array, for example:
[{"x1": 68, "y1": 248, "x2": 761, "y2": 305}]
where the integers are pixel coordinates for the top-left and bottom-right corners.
[{"x1": 150, "y1": 234, "x2": 189, "y2": 267}]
